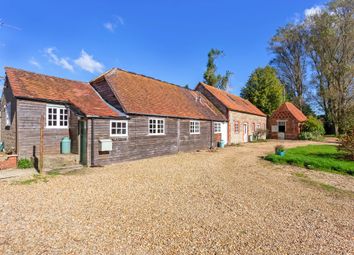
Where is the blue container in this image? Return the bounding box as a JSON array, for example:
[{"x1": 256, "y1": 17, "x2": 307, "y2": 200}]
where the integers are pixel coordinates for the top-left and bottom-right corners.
[
  {"x1": 219, "y1": 140, "x2": 225, "y2": 148},
  {"x1": 0, "y1": 142, "x2": 4, "y2": 152},
  {"x1": 277, "y1": 151, "x2": 285, "y2": 157},
  {"x1": 61, "y1": 137, "x2": 71, "y2": 154}
]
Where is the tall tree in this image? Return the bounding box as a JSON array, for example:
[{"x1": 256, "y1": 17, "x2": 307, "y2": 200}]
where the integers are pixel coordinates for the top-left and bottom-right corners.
[
  {"x1": 269, "y1": 24, "x2": 308, "y2": 111},
  {"x1": 241, "y1": 66, "x2": 284, "y2": 115},
  {"x1": 203, "y1": 48, "x2": 233, "y2": 90},
  {"x1": 304, "y1": 0, "x2": 354, "y2": 134}
]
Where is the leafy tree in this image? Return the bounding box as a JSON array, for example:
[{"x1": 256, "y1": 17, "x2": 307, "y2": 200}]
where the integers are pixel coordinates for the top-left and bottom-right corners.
[
  {"x1": 203, "y1": 48, "x2": 233, "y2": 90},
  {"x1": 304, "y1": 0, "x2": 354, "y2": 135},
  {"x1": 269, "y1": 24, "x2": 308, "y2": 111},
  {"x1": 241, "y1": 66, "x2": 284, "y2": 115}
]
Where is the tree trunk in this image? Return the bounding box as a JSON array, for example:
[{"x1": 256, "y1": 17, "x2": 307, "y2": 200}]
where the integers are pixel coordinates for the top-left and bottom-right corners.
[{"x1": 334, "y1": 123, "x2": 339, "y2": 136}]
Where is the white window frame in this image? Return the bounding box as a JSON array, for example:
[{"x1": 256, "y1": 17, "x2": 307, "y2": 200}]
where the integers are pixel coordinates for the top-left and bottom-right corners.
[
  {"x1": 46, "y1": 104, "x2": 69, "y2": 129},
  {"x1": 256, "y1": 123, "x2": 261, "y2": 130},
  {"x1": 234, "y1": 121, "x2": 239, "y2": 134},
  {"x1": 214, "y1": 122, "x2": 222, "y2": 134},
  {"x1": 110, "y1": 120, "x2": 128, "y2": 137},
  {"x1": 189, "y1": 121, "x2": 200, "y2": 134},
  {"x1": 5, "y1": 102, "x2": 11, "y2": 127},
  {"x1": 148, "y1": 118, "x2": 165, "y2": 135}
]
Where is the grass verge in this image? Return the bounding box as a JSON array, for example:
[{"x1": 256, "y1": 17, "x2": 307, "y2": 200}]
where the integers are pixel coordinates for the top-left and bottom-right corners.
[
  {"x1": 265, "y1": 145, "x2": 354, "y2": 175},
  {"x1": 14, "y1": 171, "x2": 61, "y2": 185},
  {"x1": 292, "y1": 172, "x2": 354, "y2": 198}
]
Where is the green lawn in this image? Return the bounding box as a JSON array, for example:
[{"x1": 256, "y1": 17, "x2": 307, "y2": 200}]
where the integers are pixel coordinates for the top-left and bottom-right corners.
[{"x1": 265, "y1": 145, "x2": 354, "y2": 175}]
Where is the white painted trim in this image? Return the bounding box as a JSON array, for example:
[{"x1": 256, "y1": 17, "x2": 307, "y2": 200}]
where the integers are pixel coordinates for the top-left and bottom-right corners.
[
  {"x1": 189, "y1": 120, "x2": 200, "y2": 134},
  {"x1": 46, "y1": 104, "x2": 69, "y2": 129},
  {"x1": 148, "y1": 117, "x2": 165, "y2": 135},
  {"x1": 214, "y1": 122, "x2": 222, "y2": 134},
  {"x1": 110, "y1": 120, "x2": 128, "y2": 137}
]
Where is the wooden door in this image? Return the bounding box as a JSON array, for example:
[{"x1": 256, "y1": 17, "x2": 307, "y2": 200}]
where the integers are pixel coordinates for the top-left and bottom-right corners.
[
  {"x1": 243, "y1": 123, "x2": 248, "y2": 142},
  {"x1": 79, "y1": 120, "x2": 87, "y2": 165}
]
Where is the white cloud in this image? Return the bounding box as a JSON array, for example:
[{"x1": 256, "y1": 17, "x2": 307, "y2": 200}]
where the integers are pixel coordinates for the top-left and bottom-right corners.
[
  {"x1": 104, "y1": 22, "x2": 114, "y2": 32},
  {"x1": 304, "y1": 6, "x2": 323, "y2": 17},
  {"x1": 29, "y1": 58, "x2": 41, "y2": 69},
  {"x1": 103, "y1": 15, "x2": 124, "y2": 32},
  {"x1": 74, "y1": 50, "x2": 104, "y2": 73},
  {"x1": 44, "y1": 47, "x2": 74, "y2": 72}
]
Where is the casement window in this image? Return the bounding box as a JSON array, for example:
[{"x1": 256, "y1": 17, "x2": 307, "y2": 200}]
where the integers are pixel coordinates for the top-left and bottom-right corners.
[
  {"x1": 5, "y1": 102, "x2": 11, "y2": 127},
  {"x1": 190, "y1": 121, "x2": 200, "y2": 134},
  {"x1": 214, "y1": 122, "x2": 222, "y2": 133},
  {"x1": 278, "y1": 121, "x2": 286, "y2": 133},
  {"x1": 46, "y1": 105, "x2": 68, "y2": 128},
  {"x1": 256, "y1": 124, "x2": 261, "y2": 130},
  {"x1": 110, "y1": 120, "x2": 128, "y2": 137},
  {"x1": 234, "y1": 121, "x2": 239, "y2": 134},
  {"x1": 149, "y1": 118, "x2": 165, "y2": 135},
  {"x1": 252, "y1": 123, "x2": 256, "y2": 132}
]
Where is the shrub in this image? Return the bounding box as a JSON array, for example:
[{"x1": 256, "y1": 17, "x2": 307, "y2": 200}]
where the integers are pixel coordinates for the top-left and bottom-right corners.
[
  {"x1": 299, "y1": 116, "x2": 325, "y2": 140},
  {"x1": 254, "y1": 129, "x2": 267, "y2": 140},
  {"x1": 302, "y1": 116, "x2": 325, "y2": 135},
  {"x1": 18, "y1": 158, "x2": 33, "y2": 169},
  {"x1": 338, "y1": 129, "x2": 354, "y2": 161}
]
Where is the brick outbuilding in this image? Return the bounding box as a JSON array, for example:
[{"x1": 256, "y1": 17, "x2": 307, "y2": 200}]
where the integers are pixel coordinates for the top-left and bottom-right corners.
[{"x1": 269, "y1": 102, "x2": 307, "y2": 140}]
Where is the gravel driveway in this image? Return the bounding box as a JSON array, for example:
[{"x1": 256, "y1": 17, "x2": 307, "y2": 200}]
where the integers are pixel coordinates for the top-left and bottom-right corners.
[{"x1": 0, "y1": 140, "x2": 353, "y2": 254}]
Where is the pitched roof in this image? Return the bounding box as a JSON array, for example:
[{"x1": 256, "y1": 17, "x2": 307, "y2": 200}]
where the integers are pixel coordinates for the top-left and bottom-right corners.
[
  {"x1": 5, "y1": 67, "x2": 121, "y2": 118},
  {"x1": 272, "y1": 102, "x2": 307, "y2": 122},
  {"x1": 197, "y1": 82, "x2": 266, "y2": 117},
  {"x1": 91, "y1": 68, "x2": 226, "y2": 121}
]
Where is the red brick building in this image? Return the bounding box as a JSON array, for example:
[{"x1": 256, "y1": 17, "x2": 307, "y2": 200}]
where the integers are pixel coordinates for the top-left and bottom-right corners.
[{"x1": 269, "y1": 102, "x2": 307, "y2": 140}]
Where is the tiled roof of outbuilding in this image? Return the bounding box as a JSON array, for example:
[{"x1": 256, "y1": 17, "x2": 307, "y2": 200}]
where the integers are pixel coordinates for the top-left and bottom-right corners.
[
  {"x1": 91, "y1": 68, "x2": 226, "y2": 121},
  {"x1": 197, "y1": 82, "x2": 266, "y2": 117},
  {"x1": 5, "y1": 67, "x2": 121, "y2": 118},
  {"x1": 272, "y1": 102, "x2": 307, "y2": 122}
]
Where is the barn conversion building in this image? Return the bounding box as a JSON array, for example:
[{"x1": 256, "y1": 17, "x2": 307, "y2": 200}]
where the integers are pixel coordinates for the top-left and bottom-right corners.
[
  {"x1": 1, "y1": 67, "x2": 226, "y2": 166},
  {"x1": 196, "y1": 83, "x2": 267, "y2": 144},
  {"x1": 269, "y1": 102, "x2": 307, "y2": 140}
]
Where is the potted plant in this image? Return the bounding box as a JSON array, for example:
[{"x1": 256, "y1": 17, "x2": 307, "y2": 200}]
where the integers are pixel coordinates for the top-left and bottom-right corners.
[{"x1": 275, "y1": 145, "x2": 285, "y2": 156}]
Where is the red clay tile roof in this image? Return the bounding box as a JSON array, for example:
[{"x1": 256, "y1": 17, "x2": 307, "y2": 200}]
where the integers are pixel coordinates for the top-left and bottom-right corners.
[
  {"x1": 5, "y1": 67, "x2": 121, "y2": 118},
  {"x1": 272, "y1": 102, "x2": 307, "y2": 122},
  {"x1": 92, "y1": 68, "x2": 226, "y2": 121},
  {"x1": 197, "y1": 82, "x2": 266, "y2": 117}
]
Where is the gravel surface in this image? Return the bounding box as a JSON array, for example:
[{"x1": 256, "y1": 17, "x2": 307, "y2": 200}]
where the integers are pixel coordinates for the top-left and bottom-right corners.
[{"x1": 0, "y1": 140, "x2": 353, "y2": 254}]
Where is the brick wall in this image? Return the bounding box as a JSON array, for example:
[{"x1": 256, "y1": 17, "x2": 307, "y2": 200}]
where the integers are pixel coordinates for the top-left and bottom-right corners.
[
  {"x1": 0, "y1": 155, "x2": 17, "y2": 170},
  {"x1": 269, "y1": 110, "x2": 301, "y2": 140}
]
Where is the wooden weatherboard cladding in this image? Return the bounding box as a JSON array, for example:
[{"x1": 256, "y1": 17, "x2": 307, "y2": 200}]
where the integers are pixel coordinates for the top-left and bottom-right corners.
[{"x1": 90, "y1": 115, "x2": 216, "y2": 166}]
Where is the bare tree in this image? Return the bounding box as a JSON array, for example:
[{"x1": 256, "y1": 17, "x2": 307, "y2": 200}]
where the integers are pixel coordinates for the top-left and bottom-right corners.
[{"x1": 269, "y1": 24, "x2": 307, "y2": 111}]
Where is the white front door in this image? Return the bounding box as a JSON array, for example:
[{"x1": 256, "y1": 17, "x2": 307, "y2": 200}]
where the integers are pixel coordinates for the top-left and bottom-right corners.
[
  {"x1": 221, "y1": 122, "x2": 228, "y2": 144},
  {"x1": 243, "y1": 123, "x2": 248, "y2": 142}
]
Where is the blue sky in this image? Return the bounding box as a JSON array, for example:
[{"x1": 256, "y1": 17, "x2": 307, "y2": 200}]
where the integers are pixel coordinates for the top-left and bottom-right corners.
[{"x1": 0, "y1": 0, "x2": 325, "y2": 95}]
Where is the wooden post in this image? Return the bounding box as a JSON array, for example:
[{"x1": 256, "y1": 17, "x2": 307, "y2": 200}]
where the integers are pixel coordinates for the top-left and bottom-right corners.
[{"x1": 39, "y1": 114, "x2": 44, "y2": 174}]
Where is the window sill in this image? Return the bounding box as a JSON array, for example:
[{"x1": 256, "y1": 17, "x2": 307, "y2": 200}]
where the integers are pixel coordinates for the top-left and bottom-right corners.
[{"x1": 45, "y1": 126, "x2": 69, "y2": 129}]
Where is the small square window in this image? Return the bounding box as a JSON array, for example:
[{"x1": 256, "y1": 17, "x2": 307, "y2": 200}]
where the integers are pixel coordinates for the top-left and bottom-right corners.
[
  {"x1": 214, "y1": 122, "x2": 222, "y2": 133},
  {"x1": 110, "y1": 120, "x2": 128, "y2": 137},
  {"x1": 190, "y1": 121, "x2": 200, "y2": 134},
  {"x1": 149, "y1": 118, "x2": 165, "y2": 135},
  {"x1": 46, "y1": 105, "x2": 68, "y2": 128}
]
